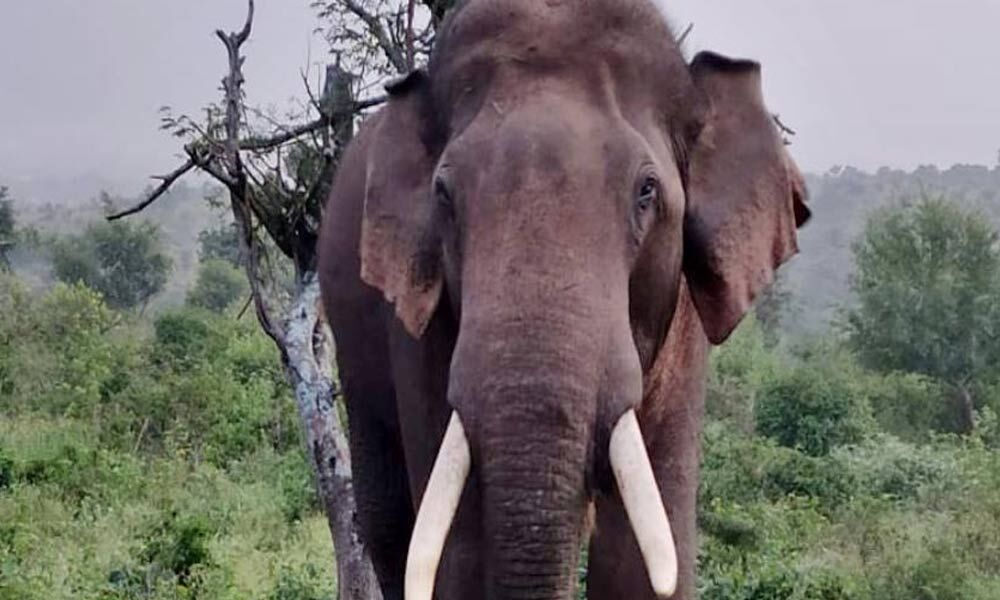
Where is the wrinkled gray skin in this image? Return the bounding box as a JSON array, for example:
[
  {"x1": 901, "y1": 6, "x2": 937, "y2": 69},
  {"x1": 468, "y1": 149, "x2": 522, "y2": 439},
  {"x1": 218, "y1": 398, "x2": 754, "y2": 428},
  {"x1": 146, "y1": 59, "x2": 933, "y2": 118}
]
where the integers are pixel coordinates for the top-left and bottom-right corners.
[{"x1": 318, "y1": 1, "x2": 809, "y2": 599}]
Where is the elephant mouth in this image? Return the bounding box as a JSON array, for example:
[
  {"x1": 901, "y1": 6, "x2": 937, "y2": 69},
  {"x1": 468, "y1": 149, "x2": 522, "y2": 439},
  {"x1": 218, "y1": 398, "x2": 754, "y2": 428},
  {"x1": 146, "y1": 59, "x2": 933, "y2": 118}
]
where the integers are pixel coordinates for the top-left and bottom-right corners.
[{"x1": 404, "y1": 410, "x2": 678, "y2": 600}]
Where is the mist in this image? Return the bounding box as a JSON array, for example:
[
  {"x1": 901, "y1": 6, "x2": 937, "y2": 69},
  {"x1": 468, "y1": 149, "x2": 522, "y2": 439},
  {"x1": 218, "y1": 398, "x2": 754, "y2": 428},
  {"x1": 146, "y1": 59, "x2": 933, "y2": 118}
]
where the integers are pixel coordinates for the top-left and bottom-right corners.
[{"x1": 1, "y1": 0, "x2": 998, "y2": 203}]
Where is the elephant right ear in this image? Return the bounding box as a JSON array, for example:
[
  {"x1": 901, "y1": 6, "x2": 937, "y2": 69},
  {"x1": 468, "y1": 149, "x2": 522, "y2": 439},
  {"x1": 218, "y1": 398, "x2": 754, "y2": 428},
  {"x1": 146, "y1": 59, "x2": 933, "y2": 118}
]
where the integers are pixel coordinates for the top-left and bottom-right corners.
[{"x1": 359, "y1": 71, "x2": 444, "y2": 338}]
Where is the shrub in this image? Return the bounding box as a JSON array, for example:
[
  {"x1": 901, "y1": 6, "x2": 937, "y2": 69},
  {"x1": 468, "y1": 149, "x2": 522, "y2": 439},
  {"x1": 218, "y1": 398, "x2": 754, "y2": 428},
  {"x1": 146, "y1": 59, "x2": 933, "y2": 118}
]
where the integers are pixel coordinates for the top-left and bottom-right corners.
[
  {"x1": 0, "y1": 446, "x2": 12, "y2": 491},
  {"x1": 139, "y1": 511, "x2": 215, "y2": 583},
  {"x1": 862, "y1": 371, "x2": 950, "y2": 442},
  {"x1": 152, "y1": 309, "x2": 228, "y2": 370},
  {"x1": 832, "y1": 436, "x2": 959, "y2": 503},
  {"x1": 755, "y1": 364, "x2": 873, "y2": 456},
  {"x1": 267, "y1": 563, "x2": 335, "y2": 600},
  {"x1": 187, "y1": 259, "x2": 247, "y2": 313},
  {"x1": 760, "y1": 447, "x2": 856, "y2": 510}
]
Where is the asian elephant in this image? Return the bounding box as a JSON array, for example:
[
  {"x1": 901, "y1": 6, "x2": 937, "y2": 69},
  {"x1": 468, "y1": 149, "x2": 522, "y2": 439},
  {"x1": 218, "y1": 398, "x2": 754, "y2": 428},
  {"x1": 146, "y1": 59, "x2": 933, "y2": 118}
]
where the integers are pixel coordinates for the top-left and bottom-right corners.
[{"x1": 317, "y1": 1, "x2": 810, "y2": 599}]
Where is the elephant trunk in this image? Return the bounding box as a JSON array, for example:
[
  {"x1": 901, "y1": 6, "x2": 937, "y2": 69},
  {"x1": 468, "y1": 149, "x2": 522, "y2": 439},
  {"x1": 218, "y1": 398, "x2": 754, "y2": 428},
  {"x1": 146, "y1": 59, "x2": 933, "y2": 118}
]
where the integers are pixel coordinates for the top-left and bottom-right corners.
[{"x1": 478, "y1": 368, "x2": 594, "y2": 600}]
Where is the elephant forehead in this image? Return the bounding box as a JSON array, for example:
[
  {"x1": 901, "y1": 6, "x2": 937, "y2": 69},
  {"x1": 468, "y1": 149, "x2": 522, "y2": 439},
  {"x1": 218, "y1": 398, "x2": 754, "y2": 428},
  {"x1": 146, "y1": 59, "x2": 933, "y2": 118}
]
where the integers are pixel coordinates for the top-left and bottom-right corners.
[
  {"x1": 430, "y1": 0, "x2": 696, "y2": 132},
  {"x1": 433, "y1": 0, "x2": 681, "y2": 77}
]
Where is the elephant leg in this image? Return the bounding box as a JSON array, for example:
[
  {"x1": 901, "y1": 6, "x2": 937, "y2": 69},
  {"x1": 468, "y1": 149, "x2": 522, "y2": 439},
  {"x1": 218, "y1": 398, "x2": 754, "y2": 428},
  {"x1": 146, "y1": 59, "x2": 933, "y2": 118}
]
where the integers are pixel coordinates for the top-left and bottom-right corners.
[
  {"x1": 587, "y1": 402, "x2": 703, "y2": 600},
  {"x1": 388, "y1": 311, "x2": 485, "y2": 600},
  {"x1": 331, "y1": 296, "x2": 415, "y2": 600},
  {"x1": 342, "y1": 375, "x2": 414, "y2": 600}
]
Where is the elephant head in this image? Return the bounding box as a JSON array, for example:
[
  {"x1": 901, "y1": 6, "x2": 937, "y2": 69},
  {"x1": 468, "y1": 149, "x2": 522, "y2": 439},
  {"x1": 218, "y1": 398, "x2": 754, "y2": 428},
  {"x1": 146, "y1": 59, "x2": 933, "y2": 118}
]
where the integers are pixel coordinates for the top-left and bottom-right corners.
[{"x1": 357, "y1": 1, "x2": 809, "y2": 598}]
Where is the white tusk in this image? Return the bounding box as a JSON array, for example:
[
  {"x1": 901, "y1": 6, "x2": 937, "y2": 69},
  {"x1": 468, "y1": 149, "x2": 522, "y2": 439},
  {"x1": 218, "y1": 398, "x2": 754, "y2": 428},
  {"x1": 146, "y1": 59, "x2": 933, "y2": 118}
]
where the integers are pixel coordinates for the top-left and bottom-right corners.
[
  {"x1": 609, "y1": 409, "x2": 678, "y2": 598},
  {"x1": 405, "y1": 412, "x2": 471, "y2": 600}
]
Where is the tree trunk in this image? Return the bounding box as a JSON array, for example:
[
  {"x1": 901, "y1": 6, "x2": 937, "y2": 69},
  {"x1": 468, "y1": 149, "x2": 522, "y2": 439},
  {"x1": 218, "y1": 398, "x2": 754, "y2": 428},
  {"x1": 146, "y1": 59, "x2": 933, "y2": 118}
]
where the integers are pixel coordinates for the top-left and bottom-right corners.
[
  {"x1": 284, "y1": 273, "x2": 382, "y2": 600},
  {"x1": 953, "y1": 382, "x2": 976, "y2": 435}
]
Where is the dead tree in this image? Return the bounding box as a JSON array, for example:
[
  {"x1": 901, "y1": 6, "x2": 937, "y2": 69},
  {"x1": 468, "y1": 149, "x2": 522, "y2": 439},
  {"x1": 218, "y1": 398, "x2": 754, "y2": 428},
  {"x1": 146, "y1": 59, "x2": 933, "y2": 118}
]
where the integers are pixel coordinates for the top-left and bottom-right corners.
[{"x1": 105, "y1": 1, "x2": 441, "y2": 596}]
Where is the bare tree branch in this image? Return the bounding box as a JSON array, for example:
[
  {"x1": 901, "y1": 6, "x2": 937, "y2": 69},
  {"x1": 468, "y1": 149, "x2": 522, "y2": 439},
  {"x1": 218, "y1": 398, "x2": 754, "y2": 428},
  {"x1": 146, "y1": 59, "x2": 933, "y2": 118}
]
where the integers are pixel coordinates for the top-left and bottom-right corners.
[
  {"x1": 677, "y1": 22, "x2": 694, "y2": 46},
  {"x1": 107, "y1": 160, "x2": 195, "y2": 221},
  {"x1": 342, "y1": 0, "x2": 408, "y2": 73},
  {"x1": 242, "y1": 95, "x2": 386, "y2": 152},
  {"x1": 773, "y1": 113, "x2": 797, "y2": 146},
  {"x1": 406, "y1": 0, "x2": 417, "y2": 69}
]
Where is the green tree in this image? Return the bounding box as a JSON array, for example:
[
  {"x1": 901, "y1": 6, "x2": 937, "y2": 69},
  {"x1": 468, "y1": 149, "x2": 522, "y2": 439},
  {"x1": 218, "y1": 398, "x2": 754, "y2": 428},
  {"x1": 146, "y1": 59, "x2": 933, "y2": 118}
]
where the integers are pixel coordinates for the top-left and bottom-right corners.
[
  {"x1": 187, "y1": 259, "x2": 248, "y2": 312},
  {"x1": 846, "y1": 195, "x2": 1000, "y2": 431},
  {"x1": 51, "y1": 220, "x2": 173, "y2": 312},
  {"x1": 197, "y1": 223, "x2": 241, "y2": 266},
  {"x1": 755, "y1": 362, "x2": 873, "y2": 457},
  {"x1": 753, "y1": 270, "x2": 795, "y2": 346}
]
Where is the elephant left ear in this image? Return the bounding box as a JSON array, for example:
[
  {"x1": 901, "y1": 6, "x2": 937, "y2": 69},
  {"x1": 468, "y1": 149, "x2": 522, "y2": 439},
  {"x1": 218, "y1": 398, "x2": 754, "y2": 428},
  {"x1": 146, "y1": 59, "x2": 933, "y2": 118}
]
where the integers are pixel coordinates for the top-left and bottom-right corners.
[{"x1": 683, "y1": 51, "x2": 810, "y2": 345}]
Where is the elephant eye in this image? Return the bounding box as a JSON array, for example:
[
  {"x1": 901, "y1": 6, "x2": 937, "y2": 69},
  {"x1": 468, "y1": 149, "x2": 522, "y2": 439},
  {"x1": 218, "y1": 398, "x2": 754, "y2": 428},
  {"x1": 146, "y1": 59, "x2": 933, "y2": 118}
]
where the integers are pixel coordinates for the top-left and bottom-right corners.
[
  {"x1": 435, "y1": 178, "x2": 454, "y2": 211},
  {"x1": 636, "y1": 177, "x2": 659, "y2": 213}
]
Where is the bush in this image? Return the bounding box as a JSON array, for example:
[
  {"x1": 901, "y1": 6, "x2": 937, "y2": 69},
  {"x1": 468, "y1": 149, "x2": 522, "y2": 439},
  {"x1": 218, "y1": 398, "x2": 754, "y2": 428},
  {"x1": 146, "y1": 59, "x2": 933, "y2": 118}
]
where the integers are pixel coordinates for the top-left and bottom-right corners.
[
  {"x1": 755, "y1": 363, "x2": 874, "y2": 456},
  {"x1": 187, "y1": 259, "x2": 248, "y2": 313},
  {"x1": 0, "y1": 446, "x2": 12, "y2": 491},
  {"x1": 701, "y1": 422, "x2": 855, "y2": 514},
  {"x1": 140, "y1": 511, "x2": 216, "y2": 583},
  {"x1": 152, "y1": 309, "x2": 229, "y2": 370},
  {"x1": 267, "y1": 563, "x2": 335, "y2": 600},
  {"x1": 706, "y1": 318, "x2": 782, "y2": 433},
  {"x1": 832, "y1": 436, "x2": 959, "y2": 503},
  {"x1": 862, "y1": 372, "x2": 950, "y2": 442},
  {"x1": 760, "y1": 447, "x2": 856, "y2": 510}
]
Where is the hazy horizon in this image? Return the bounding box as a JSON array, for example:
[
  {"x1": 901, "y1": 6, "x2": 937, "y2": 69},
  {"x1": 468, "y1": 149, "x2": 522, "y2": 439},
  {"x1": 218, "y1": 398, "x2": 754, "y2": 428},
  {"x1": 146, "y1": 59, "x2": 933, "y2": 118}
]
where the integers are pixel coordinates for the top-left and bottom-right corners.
[{"x1": 2, "y1": 0, "x2": 998, "y2": 203}]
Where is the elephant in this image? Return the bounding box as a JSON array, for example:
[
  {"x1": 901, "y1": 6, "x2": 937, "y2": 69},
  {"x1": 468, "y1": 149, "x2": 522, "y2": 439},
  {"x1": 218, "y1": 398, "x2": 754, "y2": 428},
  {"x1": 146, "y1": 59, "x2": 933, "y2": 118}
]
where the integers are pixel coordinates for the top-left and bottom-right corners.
[{"x1": 317, "y1": 0, "x2": 810, "y2": 599}]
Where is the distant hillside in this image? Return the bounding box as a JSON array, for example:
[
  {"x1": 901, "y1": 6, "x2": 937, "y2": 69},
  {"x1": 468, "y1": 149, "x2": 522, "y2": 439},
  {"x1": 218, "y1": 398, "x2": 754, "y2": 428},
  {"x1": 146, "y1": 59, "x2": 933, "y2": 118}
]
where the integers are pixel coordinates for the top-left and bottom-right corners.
[
  {"x1": 8, "y1": 163, "x2": 1000, "y2": 327},
  {"x1": 784, "y1": 164, "x2": 1000, "y2": 336}
]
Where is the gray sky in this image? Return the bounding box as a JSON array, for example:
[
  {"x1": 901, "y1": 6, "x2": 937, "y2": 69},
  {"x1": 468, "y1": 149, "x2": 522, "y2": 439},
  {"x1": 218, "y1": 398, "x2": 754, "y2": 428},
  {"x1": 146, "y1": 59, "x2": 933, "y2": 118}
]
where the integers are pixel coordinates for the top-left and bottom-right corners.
[{"x1": 2, "y1": 1, "x2": 998, "y2": 201}]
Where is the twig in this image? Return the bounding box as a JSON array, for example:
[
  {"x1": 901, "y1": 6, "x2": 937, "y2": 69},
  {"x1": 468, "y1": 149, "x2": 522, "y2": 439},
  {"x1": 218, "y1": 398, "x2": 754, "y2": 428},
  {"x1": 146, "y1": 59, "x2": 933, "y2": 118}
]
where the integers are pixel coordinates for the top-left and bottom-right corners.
[
  {"x1": 186, "y1": 145, "x2": 237, "y2": 188},
  {"x1": 107, "y1": 160, "x2": 195, "y2": 221},
  {"x1": 341, "y1": 0, "x2": 408, "y2": 73},
  {"x1": 132, "y1": 418, "x2": 150, "y2": 454},
  {"x1": 108, "y1": 94, "x2": 383, "y2": 223},
  {"x1": 237, "y1": 294, "x2": 253, "y2": 319},
  {"x1": 406, "y1": 0, "x2": 417, "y2": 69},
  {"x1": 773, "y1": 113, "x2": 797, "y2": 146},
  {"x1": 241, "y1": 96, "x2": 385, "y2": 151},
  {"x1": 677, "y1": 22, "x2": 694, "y2": 46},
  {"x1": 772, "y1": 114, "x2": 797, "y2": 137}
]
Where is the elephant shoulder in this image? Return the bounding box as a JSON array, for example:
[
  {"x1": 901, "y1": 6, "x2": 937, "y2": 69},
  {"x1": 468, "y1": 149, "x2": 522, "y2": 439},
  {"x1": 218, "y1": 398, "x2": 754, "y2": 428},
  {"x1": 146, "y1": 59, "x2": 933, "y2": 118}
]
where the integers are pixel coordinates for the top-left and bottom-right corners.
[{"x1": 640, "y1": 277, "x2": 709, "y2": 426}]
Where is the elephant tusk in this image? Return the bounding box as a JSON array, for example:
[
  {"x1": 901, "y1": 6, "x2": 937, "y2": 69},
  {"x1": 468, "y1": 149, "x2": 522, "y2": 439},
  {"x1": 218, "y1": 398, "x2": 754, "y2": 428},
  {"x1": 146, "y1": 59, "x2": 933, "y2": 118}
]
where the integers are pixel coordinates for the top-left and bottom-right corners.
[
  {"x1": 405, "y1": 412, "x2": 471, "y2": 600},
  {"x1": 609, "y1": 409, "x2": 678, "y2": 598}
]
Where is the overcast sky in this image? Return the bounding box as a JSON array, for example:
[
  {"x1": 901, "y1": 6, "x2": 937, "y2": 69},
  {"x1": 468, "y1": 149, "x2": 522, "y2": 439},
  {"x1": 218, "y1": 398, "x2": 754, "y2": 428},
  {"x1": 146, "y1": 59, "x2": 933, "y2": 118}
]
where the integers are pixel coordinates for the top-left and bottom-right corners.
[{"x1": 1, "y1": 1, "x2": 998, "y2": 200}]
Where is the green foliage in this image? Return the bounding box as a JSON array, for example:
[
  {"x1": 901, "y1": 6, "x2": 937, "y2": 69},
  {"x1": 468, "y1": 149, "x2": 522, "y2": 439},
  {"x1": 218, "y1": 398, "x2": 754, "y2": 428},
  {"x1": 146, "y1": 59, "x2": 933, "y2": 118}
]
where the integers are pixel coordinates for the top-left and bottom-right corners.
[
  {"x1": 0, "y1": 270, "x2": 332, "y2": 600},
  {"x1": 861, "y1": 371, "x2": 952, "y2": 441},
  {"x1": 846, "y1": 195, "x2": 1000, "y2": 385},
  {"x1": 707, "y1": 317, "x2": 781, "y2": 433},
  {"x1": 140, "y1": 511, "x2": 216, "y2": 583},
  {"x1": 266, "y1": 563, "x2": 335, "y2": 600},
  {"x1": 198, "y1": 223, "x2": 242, "y2": 266},
  {"x1": 51, "y1": 220, "x2": 173, "y2": 311},
  {"x1": 187, "y1": 259, "x2": 248, "y2": 312},
  {"x1": 755, "y1": 360, "x2": 874, "y2": 456},
  {"x1": 153, "y1": 309, "x2": 229, "y2": 369},
  {"x1": 7, "y1": 175, "x2": 1000, "y2": 598},
  {"x1": 753, "y1": 270, "x2": 796, "y2": 347},
  {"x1": 695, "y1": 312, "x2": 1000, "y2": 600}
]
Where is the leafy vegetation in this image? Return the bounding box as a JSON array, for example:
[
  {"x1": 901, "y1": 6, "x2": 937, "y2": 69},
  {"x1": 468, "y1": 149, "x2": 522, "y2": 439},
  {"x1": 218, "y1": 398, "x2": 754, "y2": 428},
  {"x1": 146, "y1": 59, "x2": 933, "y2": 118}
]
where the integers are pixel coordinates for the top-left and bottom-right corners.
[
  {"x1": 847, "y1": 195, "x2": 1000, "y2": 382},
  {"x1": 2, "y1": 179, "x2": 999, "y2": 598},
  {"x1": 51, "y1": 220, "x2": 173, "y2": 312},
  {"x1": 187, "y1": 259, "x2": 249, "y2": 313},
  {"x1": 698, "y1": 320, "x2": 1000, "y2": 600},
  {"x1": 0, "y1": 273, "x2": 333, "y2": 600}
]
